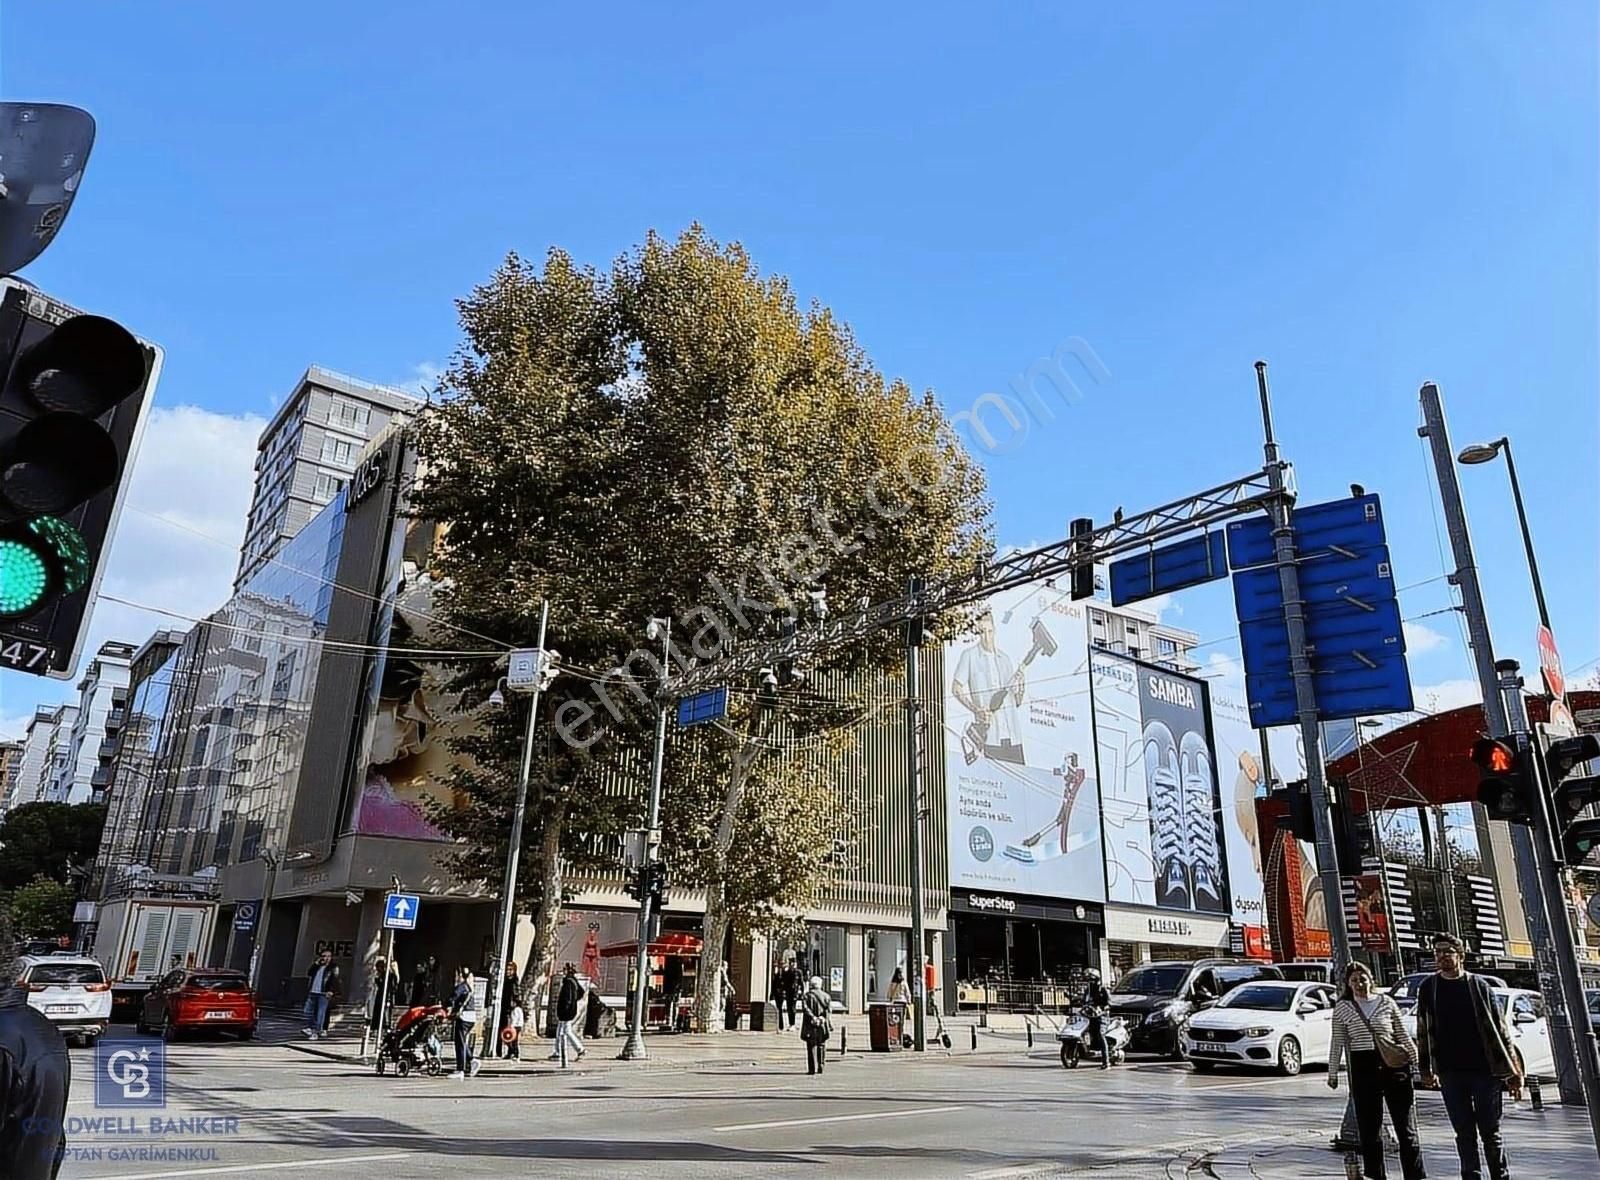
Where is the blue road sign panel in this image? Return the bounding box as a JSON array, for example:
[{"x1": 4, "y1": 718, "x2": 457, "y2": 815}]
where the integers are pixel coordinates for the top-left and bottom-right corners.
[
  {"x1": 383, "y1": 892, "x2": 420, "y2": 930},
  {"x1": 1227, "y1": 493, "x2": 1386, "y2": 570},
  {"x1": 232, "y1": 901, "x2": 259, "y2": 934},
  {"x1": 677, "y1": 686, "x2": 729, "y2": 728},
  {"x1": 1231, "y1": 493, "x2": 1413, "y2": 726},
  {"x1": 1109, "y1": 531, "x2": 1228, "y2": 607}
]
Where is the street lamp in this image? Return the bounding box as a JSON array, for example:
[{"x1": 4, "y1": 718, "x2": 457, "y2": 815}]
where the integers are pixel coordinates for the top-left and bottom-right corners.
[
  {"x1": 621, "y1": 616, "x2": 672, "y2": 1061},
  {"x1": 1457, "y1": 436, "x2": 1552, "y2": 634}
]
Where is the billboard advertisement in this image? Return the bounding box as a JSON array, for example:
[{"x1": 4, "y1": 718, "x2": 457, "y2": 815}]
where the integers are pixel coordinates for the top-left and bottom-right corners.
[
  {"x1": 1207, "y1": 674, "x2": 1272, "y2": 951},
  {"x1": 1090, "y1": 651, "x2": 1229, "y2": 914},
  {"x1": 943, "y1": 584, "x2": 1104, "y2": 902}
]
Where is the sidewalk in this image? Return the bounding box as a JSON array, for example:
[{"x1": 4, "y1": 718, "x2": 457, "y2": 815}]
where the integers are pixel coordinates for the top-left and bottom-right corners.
[
  {"x1": 1200, "y1": 1104, "x2": 1596, "y2": 1177},
  {"x1": 282, "y1": 1009, "x2": 1048, "y2": 1074}
]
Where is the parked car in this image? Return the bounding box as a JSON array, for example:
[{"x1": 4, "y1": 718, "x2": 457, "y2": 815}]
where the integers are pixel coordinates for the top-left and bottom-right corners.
[
  {"x1": 135, "y1": 967, "x2": 258, "y2": 1041},
  {"x1": 1388, "y1": 970, "x2": 1507, "y2": 1011},
  {"x1": 15, "y1": 954, "x2": 112, "y2": 1045},
  {"x1": 1109, "y1": 959, "x2": 1285, "y2": 1058},
  {"x1": 1275, "y1": 961, "x2": 1335, "y2": 985},
  {"x1": 1399, "y1": 986, "x2": 1553, "y2": 1079},
  {"x1": 1184, "y1": 980, "x2": 1338, "y2": 1076}
]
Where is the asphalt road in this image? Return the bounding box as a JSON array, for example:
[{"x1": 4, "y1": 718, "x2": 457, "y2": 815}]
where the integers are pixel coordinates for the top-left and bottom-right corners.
[{"x1": 51, "y1": 1023, "x2": 1594, "y2": 1179}]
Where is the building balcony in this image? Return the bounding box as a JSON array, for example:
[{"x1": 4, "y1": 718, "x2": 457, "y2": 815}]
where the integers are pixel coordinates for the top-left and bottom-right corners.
[
  {"x1": 97, "y1": 737, "x2": 119, "y2": 761},
  {"x1": 90, "y1": 766, "x2": 114, "y2": 789},
  {"x1": 106, "y1": 709, "x2": 127, "y2": 730}
]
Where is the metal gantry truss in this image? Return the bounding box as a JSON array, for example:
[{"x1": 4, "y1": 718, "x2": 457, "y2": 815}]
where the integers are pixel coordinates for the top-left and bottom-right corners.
[{"x1": 664, "y1": 464, "x2": 1289, "y2": 698}]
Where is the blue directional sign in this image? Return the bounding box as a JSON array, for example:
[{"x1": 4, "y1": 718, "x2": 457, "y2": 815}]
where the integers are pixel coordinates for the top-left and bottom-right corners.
[
  {"x1": 1230, "y1": 493, "x2": 1413, "y2": 728},
  {"x1": 383, "y1": 892, "x2": 420, "y2": 931},
  {"x1": 1109, "y1": 531, "x2": 1228, "y2": 607},
  {"x1": 677, "y1": 686, "x2": 729, "y2": 728}
]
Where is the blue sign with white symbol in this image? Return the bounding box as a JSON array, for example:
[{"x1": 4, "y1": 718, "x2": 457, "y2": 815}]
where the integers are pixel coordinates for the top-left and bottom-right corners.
[
  {"x1": 676, "y1": 686, "x2": 729, "y2": 728},
  {"x1": 96, "y1": 1037, "x2": 166, "y2": 1108},
  {"x1": 232, "y1": 900, "x2": 259, "y2": 934},
  {"x1": 1109, "y1": 531, "x2": 1228, "y2": 607},
  {"x1": 1230, "y1": 493, "x2": 1413, "y2": 727},
  {"x1": 383, "y1": 892, "x2": 420, "y2": 930}
]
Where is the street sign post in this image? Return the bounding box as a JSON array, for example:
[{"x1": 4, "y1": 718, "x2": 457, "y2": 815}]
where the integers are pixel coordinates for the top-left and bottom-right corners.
[
  {"x1": 1108, "y1": 530, "x2": 1228, "y2": 607},
  {"x1": 676, "y1": 686, "x2": 728, "y2": 728},
  {"x1": 383, "y1": 892, "x2": 420, "y2": 931},
  {"x1": 232, "y1": 901, "x2": 259, "y2": 935}
]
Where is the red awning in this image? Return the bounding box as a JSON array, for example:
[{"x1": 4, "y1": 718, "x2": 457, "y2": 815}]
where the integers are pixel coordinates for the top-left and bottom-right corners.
[{"x1": 599, "y1": 932, "x2": 703, "y2": 958}]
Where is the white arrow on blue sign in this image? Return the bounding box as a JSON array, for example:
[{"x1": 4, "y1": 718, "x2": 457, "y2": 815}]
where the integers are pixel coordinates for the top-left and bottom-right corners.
[{"x1": 384, "y1": 892, "x2": 420, "y2": 930}]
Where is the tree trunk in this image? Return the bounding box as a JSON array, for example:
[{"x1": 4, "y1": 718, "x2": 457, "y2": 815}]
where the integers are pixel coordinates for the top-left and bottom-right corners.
[
  {"x1": 525, "y1": 806, "x2": 567, "y2": 1027},
  {"x1": 692, "y1": 719, "x2": 770, "y2": 1033}
]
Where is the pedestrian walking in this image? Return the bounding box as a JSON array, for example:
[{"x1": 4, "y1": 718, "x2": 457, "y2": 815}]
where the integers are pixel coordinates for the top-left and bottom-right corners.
[
  {"x1": 0, "y1": 969, "x2": 70, "y2": 1179},
  {"x1": 782, "y1": 957, "x2": 804, "y2": 1033},
  {"x1": 495, "y1": 962, "x2": 521, "y2": 1058},
  {"x1": 506, "y1": 1001, "x2": 525, "y2": 1060},
  {"x1": 887, "y1": 967, "x2": 912, "y2": 1030},
  {"x1": 552, "y1": 963, "x2": 586, "y2": 1067},
  {"x1": 771, "y1": 962, "x2": 788, "y2": 1031},
  {"x1": 1416, "y1": 934, "x2": 1521, "y2": 1180},
  {"x1": 366, "y1": 956, "x2": 400, "y2": 1040},
  {"x1": 448, "y1": 965, "x2": 481, "y2": 1079},
  {"x1": 801, "y1": 975, "x2": 832, "y2": 1075},
  {"x1": 302, "y1": 949, "x2": 341, "y2": 1040},
  {"x1": 1328, "y1": 962, "x2": 1426, "y2": 1180}
]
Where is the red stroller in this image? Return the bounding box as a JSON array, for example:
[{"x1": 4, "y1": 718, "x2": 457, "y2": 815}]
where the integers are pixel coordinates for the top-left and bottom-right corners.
[{"x1": 374, "y1": 1004, "x2": 448, "y2": 1076}]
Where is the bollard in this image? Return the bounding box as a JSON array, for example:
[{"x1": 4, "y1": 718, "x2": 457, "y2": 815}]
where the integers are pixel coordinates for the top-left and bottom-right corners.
[
  {"x1": 1528, "y1": 1074, "x2": 1544, "y2": 1112},
  {"x1": 971, "y1": 1024, "x2": 978, "y2": 1051},
  {"x1": 840, "y1": 1027, "x2": 847, "y2": 1057},
  {"x1": 1026, "y1": 1021, "x2": 1033, "y2": 1049}
]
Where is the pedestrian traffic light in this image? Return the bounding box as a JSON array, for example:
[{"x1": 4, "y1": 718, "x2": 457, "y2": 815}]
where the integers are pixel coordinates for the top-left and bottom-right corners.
[
  {"x1": 1069, "y1": 517, "x2": 1095, "y2": 600},
  {"x1": 0, "y1": 280, "x2": 158, "y2": 678},
  {"x1": 1471, "y1": 736, "x2": 1534, "y2": 825},
  {"x1": 646, "y1": 860, "x2": 669, "y2": 906},
  {"x1": 1277, "y1": 779, "x2": 1316, "y2": 843},
  {"x1": 1328, "y1": 780, "x2": 1374, "y2": 874},
  {"x1": 1544, "y1": 733, "x2": 1600, "y2": 867},
  {"x1": 623, "y1": 864, "x2": 646, "y2": 902}
]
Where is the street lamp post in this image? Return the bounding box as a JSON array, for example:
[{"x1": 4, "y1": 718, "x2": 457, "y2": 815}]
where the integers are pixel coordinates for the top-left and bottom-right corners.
[
  {"x1": 246, "y1": 849, "x2": 279, "y2": 992},
  {"x1": 621, "y1": 617, "x2": 672, "y2": 1061},
  {"x1": 1458, "y1": 436, "x2": 1552, "y2": 632}
]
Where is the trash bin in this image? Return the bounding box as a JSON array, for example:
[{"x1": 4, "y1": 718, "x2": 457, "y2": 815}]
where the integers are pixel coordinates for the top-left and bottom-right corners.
[
  {"x1": 869, "y1": 1002, "x2": 903, "y2": 1052},
  {"x1": 748, "y1": 1002, "x2": 765, "y2": 1032}
]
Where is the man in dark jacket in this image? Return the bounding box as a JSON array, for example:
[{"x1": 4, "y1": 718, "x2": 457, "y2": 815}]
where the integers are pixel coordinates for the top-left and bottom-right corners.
[
  {"x1": 1081, "y1": 969, "x2": 1113, "y2": 1070},
  {"x1": 302, "y1": 950, "x2": 341, "y2": 1040},
  {"x1": 1417, "y1": 933, "x2": 1521, "y2": 1180},
  {"x1": 0, "y1": 977, "x2": 70, "y2": 1178},
  {"x1": 553, "y1": 964, "x2": 586, "y2": 1067}
]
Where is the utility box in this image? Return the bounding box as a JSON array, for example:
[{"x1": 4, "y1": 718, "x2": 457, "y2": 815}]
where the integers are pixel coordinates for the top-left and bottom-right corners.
[{"x1": 869, "y1": 1002, "x2": 903, "y2": 1052}]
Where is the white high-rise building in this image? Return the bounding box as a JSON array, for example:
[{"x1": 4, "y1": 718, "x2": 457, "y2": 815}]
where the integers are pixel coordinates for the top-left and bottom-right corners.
[
  {"x1": 234, "y1": 366, "x2": 420, "y2": 589},
  {"x1": 52, "y1": 642, "x2": 136, "y2": 805}
]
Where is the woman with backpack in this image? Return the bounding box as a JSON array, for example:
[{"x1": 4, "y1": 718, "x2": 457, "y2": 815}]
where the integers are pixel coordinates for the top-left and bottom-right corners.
[
  {"x1": 1328, "y1": 961, "x2": 1425, "y2": 1180},
  {"x1": 801, "y1": 975, "x2": 832, "y2": 1076}
]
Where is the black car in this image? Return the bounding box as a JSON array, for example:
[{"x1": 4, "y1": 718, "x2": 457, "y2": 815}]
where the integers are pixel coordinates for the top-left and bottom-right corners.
[{"x1": 1109, "y1": 959, "x2": 1285, "y2": 1057}]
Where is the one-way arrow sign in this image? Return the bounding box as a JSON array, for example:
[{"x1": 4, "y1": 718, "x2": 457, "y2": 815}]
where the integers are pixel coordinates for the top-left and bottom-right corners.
[{"x1": 384, "y1": 892, "x2": 420, "y2": 930}]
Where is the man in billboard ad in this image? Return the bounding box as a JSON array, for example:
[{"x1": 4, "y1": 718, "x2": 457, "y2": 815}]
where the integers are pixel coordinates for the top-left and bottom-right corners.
[
  {"x1": 1207, "y1": 676, "x2": 1272, "y2": 951},
  {"x1": 944, "y1": 585, "x2": 1105, "y2": 902},
  {"x1": 1091, "y1": 651, "x2": 1230, "y2": 915}
]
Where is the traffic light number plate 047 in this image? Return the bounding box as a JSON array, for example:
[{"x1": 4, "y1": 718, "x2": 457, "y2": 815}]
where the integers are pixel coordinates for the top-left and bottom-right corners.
[{"x1": 0, "y1": 638, "x2": 54, "y2": 671}]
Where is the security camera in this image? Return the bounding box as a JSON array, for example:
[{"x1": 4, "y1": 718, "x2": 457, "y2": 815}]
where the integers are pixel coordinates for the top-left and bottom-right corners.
[{"x1": 646, "y1": 618, "x2": 669, "y2": 642}]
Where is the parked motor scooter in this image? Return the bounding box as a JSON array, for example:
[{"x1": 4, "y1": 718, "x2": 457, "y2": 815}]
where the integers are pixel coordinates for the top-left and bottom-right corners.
[{"x1": 1057, "y1": 1008, "x2": 1129, "y2": 1068}]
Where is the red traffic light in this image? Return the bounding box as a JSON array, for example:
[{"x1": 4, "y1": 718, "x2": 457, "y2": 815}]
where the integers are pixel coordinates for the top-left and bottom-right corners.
[{"x1": 1472, "y1": 737, "x2": 1517, "y2": 775}]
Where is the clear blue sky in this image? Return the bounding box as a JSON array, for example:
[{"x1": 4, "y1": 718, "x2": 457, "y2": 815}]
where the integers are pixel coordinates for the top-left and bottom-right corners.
[{"x1": 2, "y1": 2, "x2": 1595, "y2": 730}]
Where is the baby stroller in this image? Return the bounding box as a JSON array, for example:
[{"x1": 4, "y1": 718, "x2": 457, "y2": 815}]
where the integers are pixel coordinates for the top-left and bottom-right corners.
[{"x1": 375, "y1": 1004, "x2": 447, "y2": 1076}]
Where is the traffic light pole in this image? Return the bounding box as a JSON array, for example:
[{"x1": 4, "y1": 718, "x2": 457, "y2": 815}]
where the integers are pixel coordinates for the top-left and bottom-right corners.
[
  {"x1": 904, "y1": 577, "x2": 928, "y2": 1053},
  {"x1": 1256, "y1": 362, "x2": 1353, "y2": 975},
  {"x1": 622, "y1": 623, "x2": 672, "y2": 1061},
  {"x1": 1418, "y1": 383, "x2": 1585, "y2": 1104},
  {"x1": 1500, "y1": 662, "x2": 1600, "y2": 1156}
]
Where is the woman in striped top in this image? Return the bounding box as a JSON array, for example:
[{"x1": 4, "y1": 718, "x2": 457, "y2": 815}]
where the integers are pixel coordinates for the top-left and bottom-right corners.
[{"x1": 1328, "y1": 962, "x2": 1427, "y2": 1179}]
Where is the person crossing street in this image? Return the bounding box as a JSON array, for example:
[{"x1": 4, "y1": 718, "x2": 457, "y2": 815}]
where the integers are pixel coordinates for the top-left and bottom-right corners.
[{"x1": 801, "y1": 975, "x2": 832, "y2": 1075}]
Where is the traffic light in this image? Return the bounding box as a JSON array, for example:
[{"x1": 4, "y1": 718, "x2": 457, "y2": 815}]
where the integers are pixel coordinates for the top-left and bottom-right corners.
[
  {"x1": 1545, "y1": 733, "x2": 1600, "y2": 867},
  {"x1": 1328, "y1": 780, "x2": 1375, "y2": 874},
  {"x1": 1069, "y1": 517, "x2": 1095, "y2": 600},
  {"x1": 623, "y1": 863, "x2": 646, "y2": 902},
  {"x1": 0, "y1": 280, "x2": 158, "y2": 678},
  {"x1": 646, "y1": 860, "x2": 670, "y2": 906},
  {"x1": 1471, "y1": 736, "x2": 1535, "y2": 825},
  {"x1": 1274, "y1": 779, "x2": 1316, "y2": 842}
]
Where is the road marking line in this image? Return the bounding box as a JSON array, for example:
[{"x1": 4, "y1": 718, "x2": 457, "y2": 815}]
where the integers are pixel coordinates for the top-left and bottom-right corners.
[
  {"x1": 78, "y1": 1152, "x2": 411, "y2": 1180},
  {"x1": 714, "y1": 1103, "x2": 964, "y2": 1132}
]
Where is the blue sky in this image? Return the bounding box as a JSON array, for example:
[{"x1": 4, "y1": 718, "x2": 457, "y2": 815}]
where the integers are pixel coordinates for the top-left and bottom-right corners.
[{"x1": 2, "y1": 2, "x2": 1596, "y2": 734}]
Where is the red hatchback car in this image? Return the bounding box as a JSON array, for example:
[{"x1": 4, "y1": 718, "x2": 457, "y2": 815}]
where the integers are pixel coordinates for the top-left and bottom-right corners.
[{"x1": 136, "y1": 967, "x2": 258, "y2": 1040}]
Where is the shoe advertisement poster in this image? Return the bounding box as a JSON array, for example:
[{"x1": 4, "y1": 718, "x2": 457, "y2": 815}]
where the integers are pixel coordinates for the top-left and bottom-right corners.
[
  {"x1": 943, "y1": 584, "x2": 1106, "y2": 902},
  {"x1": 1090, "y1": 650, "x2": 1230, "y2": 914}
]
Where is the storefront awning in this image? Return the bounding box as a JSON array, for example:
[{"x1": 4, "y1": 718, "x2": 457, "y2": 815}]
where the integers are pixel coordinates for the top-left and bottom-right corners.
[{"x1": 599, "y1": 932, "x2": 703, "y2": 958}]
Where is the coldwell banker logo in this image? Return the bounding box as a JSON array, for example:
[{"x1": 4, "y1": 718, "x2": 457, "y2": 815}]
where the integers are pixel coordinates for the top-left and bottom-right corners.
[
  {"x1": 969, "y1": 825, "x2": 995, "y2": 862},
  {"x1": 95, "y1": 1037, "x2": 166, "y2": 1108}
]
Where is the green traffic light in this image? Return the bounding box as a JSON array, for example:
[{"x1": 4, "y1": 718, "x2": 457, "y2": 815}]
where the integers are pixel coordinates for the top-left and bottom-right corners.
[
  {"x1": 0, "y1": 517, "x2": 92, "y2": 619},
  {"x1": 0, "y1": 536, "x2": 50, "y2": 616}
]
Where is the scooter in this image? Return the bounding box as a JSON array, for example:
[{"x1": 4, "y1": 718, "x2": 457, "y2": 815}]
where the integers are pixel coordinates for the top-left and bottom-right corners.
[{"x1": 1057, "y1": 1009, "x2": 1129, "y2": 1069}]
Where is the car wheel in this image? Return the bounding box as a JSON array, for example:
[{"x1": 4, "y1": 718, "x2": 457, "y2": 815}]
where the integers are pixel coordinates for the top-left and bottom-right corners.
[
  {"x1": 376, "y1": 1056, "x2": 387, "y2": 1076},
  {"x1": 240, "y1": 1026, "x2": 256, "y2": 1041},
  {"x1": 1192, "y1": 1059, "x2": 1217, "y2": 1073},
  {"x1": 1276, "y1": 1035, "x2": 1302, "y2": 1077},
  {"x1": 1060, "y1": 1043, "x2": 1080, "y2": 1069}
]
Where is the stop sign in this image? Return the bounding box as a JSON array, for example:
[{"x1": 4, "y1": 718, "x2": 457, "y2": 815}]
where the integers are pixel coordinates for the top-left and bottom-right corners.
[{"x1": 1537, "y1": 625, "x2": 1565, "y2": 701}]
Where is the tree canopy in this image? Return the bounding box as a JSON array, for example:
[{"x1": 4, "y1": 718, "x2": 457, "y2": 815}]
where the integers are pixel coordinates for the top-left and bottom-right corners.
[{"x1": 0, "y1": 802, "x2": 106, "y2": 892}]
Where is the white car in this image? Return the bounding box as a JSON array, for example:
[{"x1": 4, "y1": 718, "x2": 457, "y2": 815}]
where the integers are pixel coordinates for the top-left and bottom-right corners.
[
  {"x1": 1400, "y1": 986, "x2": 1554, "y2": 1080},
  {"x1": 1184, "y1": 980, "x2": 1337, "y2": 1076},
  {"x1": 16, "y1": 954, "x2": 113, "y2": 1045}
]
